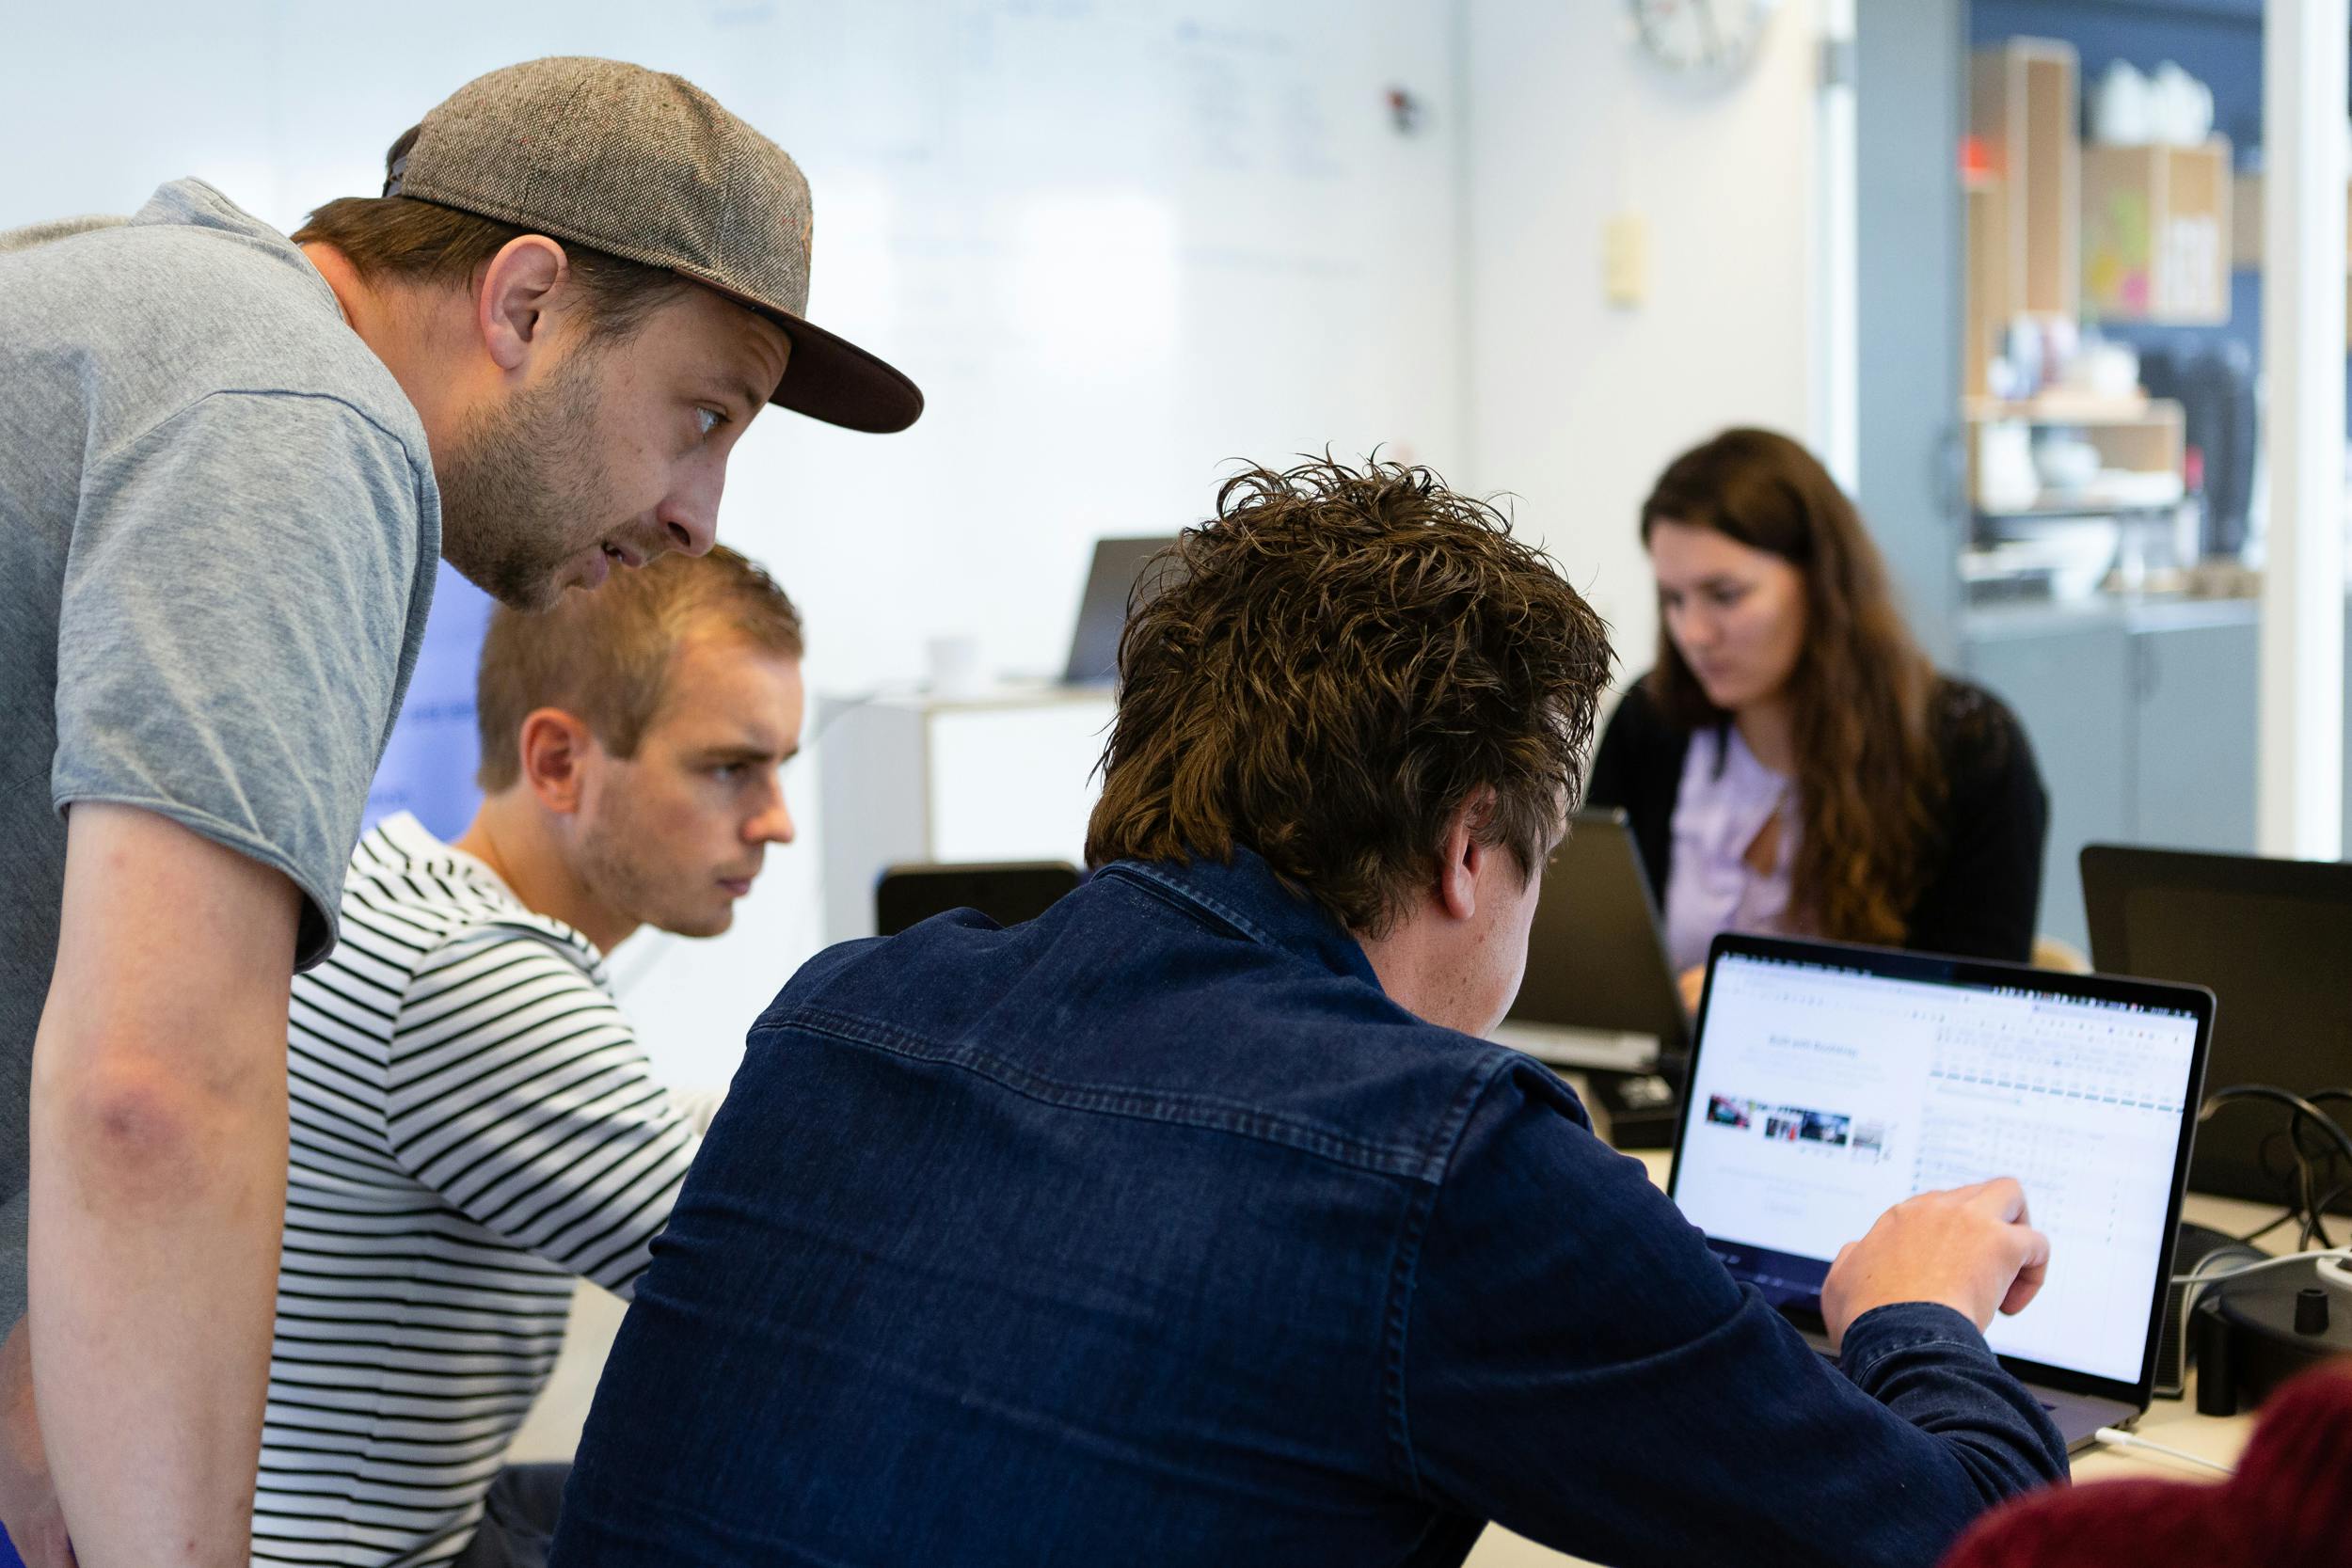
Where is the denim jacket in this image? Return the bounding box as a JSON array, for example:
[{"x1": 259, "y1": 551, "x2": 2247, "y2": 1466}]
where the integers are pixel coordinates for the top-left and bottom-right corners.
[{"x1": 552, "y1": 849, "x2": 2067, "y2": 1567}]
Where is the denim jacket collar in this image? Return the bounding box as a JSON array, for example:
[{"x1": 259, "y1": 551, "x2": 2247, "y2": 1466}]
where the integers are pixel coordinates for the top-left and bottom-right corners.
[{"x1": 1097, "y1": 848, "x2": 1384, "y2": 991}]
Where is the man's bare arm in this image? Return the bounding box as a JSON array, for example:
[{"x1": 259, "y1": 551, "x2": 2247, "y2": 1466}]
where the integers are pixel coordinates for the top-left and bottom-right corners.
[
  {"x1": 29, "y1": 803, "x2": 298, "y2": 1566},
  {"x1": 0, "y1": 1316, "x2": 73, "y2": 1566}
]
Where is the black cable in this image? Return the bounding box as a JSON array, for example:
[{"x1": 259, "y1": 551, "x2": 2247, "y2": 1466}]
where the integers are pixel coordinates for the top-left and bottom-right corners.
[
  {"x1": 2199, "y1": 1085, "x2": 2352, "y2": 1255},
  {"x1": 2200, "y1": 1084, "x2": 2352, "y2": 1165},
  {"x1": 2290, "y1": 1102, "x2": 2347, "y2": 1249},
  {"x1": 2255, "y1": 1127, "x2": 2303, "y2": 1193},
  {"x1": 2313, "y1": 1161, "x2": 2342, "y2": 1249},
  {"x1": 2223, "y1": 1145, "x2": 2305, "y2": 1246}
]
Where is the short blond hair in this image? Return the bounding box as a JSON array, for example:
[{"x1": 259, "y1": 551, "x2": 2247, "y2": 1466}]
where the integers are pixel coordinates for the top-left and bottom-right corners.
[{"x1": 474, "y1": 546, "x2": 804, "y2": 791}]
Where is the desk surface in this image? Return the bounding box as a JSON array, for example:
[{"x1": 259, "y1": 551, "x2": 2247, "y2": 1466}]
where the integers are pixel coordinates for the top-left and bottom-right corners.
[{"x1": 1465, "y1": 1148, "x2": 2263, "y2": 1568}]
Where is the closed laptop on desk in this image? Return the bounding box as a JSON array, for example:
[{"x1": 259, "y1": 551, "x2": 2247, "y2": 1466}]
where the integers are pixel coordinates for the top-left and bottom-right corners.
[{"x1": 1667, "y1": 934, "x2": 2214, "y2": 1451}]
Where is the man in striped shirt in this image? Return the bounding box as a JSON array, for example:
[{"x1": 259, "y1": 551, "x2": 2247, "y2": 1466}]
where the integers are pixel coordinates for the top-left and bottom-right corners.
[{"x1": 255, "y1": 546, "x2": 805, "y2": 1568}]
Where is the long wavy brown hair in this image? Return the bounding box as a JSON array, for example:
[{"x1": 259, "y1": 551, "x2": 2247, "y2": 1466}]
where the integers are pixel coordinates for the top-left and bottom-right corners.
[{"x1": 1641, "y1": 429, "x2": 1943, "y2": 946}]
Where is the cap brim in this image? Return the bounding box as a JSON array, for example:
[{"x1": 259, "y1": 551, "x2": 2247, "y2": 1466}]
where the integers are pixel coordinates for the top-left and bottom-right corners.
[
  {"x1": 695, "y1": 278, "x2": 923, "y2": 434},
  {"x1": 771, "y1": 313, "x2": 924, "y2": 433}
]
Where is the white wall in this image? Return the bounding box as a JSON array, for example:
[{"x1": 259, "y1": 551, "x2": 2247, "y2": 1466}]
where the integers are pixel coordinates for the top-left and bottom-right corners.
[
  {"x1": 3, "y1": 1, "x2": 1833, "y2": 1087},
  {"x1": 1458, "y1": 0, "x2": 1825, "y2": 679},
  {"x1": 3, "y1": 1, "x2": 1467, "y2": 684}
]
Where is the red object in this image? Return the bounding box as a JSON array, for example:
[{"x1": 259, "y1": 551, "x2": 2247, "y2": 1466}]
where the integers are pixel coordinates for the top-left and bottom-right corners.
[
  {"x1": 1939, "y1": 1366, "x2": 2352, "y2": 1568},
  {"x1": 1960, "y1": 134, "x2": 1993, "y2": 180}
]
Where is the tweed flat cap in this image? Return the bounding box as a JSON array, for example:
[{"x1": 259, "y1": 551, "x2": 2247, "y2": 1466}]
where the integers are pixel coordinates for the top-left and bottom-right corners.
[{"x1": 390, "y1": 56, "x2": 920, "y2": 434}]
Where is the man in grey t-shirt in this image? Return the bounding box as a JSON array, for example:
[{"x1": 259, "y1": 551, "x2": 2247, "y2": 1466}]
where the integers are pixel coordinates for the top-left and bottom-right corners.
[{"x1": 0, "y1": 56, "x2": 920, "y2": 1568}]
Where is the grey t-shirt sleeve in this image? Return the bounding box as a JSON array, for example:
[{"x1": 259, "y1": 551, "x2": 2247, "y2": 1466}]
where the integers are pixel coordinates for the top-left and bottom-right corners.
[{"x1": 52, "y1": 389, "x2": 430, "y2": 968}]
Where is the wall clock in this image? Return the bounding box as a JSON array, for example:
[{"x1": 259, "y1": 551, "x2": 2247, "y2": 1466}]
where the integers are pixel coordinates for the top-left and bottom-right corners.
[{"x1": 1628, "y1": 0, "x2": 1782, "y2": 82}]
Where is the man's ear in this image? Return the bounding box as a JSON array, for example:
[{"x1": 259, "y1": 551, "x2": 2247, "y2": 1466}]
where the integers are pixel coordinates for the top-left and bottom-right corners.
[
  {"x1": 475, "y1": 235, "x2": 571, "y2": 374},
  {"x1": 515, "y1": 708, "x2": 597, "y2": 816},
  {"x1": 1437, "y1": 786, "x2": 1500, "y2": 923}
]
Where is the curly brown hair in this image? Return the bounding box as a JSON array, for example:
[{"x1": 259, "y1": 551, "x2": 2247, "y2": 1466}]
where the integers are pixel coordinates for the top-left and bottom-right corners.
[
  {"x1": 1085, "y1": 456, "x2": 1615, "y2": 937},
  {"x1": 1640, "y1": 428, "x2": 1944, "y2": 946}
]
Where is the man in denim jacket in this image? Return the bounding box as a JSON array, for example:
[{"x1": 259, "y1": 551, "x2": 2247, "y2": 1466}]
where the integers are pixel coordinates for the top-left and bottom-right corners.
[{"x1": 552, "y1": 457, "x2": 2069, "y2": 1568}]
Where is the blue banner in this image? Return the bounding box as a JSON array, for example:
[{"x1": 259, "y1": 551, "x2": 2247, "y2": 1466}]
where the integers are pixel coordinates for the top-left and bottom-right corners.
[{"x1": 364, "y1": 560, "x2": 496, "y2": 842}]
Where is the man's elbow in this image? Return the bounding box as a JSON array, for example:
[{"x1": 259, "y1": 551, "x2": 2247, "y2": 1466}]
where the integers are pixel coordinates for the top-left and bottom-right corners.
[{"x1": 35, "y1": 1050, "x2": 283, "y2": 1212}]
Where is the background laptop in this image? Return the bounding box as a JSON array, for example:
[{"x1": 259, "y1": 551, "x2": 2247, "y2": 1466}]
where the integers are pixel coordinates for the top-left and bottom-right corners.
[
  {"x1": 2082, "y1": 843, "x2": 2352, "y2": 1214},
  {"x1": 1508, "y1": 808, "x2": 1688, "y2": 1060},
  {"x1": 1062, "y1": 535, "x2": 1182, "y2": 685},
  {"x1": 1667, "y1": 933, "x2": 2214, "y2": 1450},
  {"x1": 876, "y1": 861, "x2": 1084, "y2": 937},
  {"x1": 1502, "y1": 808, "x2": 1688, "y2": 1146}
]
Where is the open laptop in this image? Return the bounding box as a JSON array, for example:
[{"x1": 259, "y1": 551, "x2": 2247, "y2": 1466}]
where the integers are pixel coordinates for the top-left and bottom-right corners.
[
  {"x1": 1062, "y1": 535, "x2": 1181, "y2": 685},
  {"x1": 1667, "y1": 933, "x2": 2214, "y2": 1450},
  {"x1": 2082, "y1": 843, "x2": 2352, "y2": 1214},
  {"x1": 1502, "y1": 809, "x2": 1687, "y2": 1145},
  {"x1": 1508, "y1": 808, "x2": 1688, "y2": 1062}
]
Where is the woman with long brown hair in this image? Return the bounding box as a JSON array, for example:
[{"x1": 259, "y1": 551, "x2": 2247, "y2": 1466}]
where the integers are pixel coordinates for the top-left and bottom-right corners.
[{"x1": 1587, "y1": 428, "x2": 2047, "y2": 1000}]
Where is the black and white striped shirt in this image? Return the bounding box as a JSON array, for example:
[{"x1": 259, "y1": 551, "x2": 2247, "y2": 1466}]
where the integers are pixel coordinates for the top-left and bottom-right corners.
[{"x1": 253, "y1": 814, "x2": 699, "y2": 1567}]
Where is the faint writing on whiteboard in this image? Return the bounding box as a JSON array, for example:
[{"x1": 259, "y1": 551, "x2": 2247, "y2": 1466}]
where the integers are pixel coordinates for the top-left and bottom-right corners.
[{"x1": 1173, "y1": 16, "x2": 1341, "y2": 180}]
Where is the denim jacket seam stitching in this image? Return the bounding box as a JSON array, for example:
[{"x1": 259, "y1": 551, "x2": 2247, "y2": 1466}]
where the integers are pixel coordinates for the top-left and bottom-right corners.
[
  {"x1": 1381, "y1": 1175, "x2": 1444, "y2": 1500},
  {"x1": 1383, "y1": 1055, "x2": 1516, "y2": 1497},
  {"x1": 1099, "y1": 862, "x2": 1279, "y2": 947},
  {"x1": 1844, "y1": 1334, "x2": 1986, "y2": 1385},
  {"x1": 762, "y1": 1005, "x2": 1432, "y2": 1176},
  {"x1": 1421, "y1": 1053, "x2": 1513, "y2": 1186}
]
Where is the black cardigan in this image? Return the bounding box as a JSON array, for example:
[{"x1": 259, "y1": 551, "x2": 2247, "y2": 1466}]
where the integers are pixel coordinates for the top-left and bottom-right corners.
[{"x1": 1583, "y1": 674, "x2": 2050, "y2": 963}]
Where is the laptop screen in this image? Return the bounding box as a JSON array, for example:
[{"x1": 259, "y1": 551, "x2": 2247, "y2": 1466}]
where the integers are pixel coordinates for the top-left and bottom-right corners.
[
  {"x1": 1671, "y1": 946, "x2": 2203, "y2": 1386},
  {"x1": 1062, "y1": 536, "x2": 1181, "y2": 685}
]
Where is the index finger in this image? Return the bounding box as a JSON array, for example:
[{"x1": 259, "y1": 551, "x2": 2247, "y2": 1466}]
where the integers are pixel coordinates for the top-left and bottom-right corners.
[{"x1": 1962, "y1": 1175, "x2": 2030, "y2": 1226}]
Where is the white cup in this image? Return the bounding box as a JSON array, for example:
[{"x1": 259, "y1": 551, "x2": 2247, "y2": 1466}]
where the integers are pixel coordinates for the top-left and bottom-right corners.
[
  {"x1": 1979, "y1": 420, "x2": 2041, "y2": 514},
  {"x1": 925, "y1": 633, "x2": 986, "y2": 699}
]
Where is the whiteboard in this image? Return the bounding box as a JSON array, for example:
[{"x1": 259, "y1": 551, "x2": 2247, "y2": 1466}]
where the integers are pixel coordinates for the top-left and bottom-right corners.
[
  {"x1": 2, "y1": 0, "x2": 1468, "y2": 1080},
  {"x1": 4, "y1": 0, "x2": 1464, "y2": 689}
]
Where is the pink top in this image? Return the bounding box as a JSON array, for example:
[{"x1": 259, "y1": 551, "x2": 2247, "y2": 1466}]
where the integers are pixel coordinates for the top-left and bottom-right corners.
[{"x1": 1662, "y1": 724, "x2": 1798, "y2": 973}]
